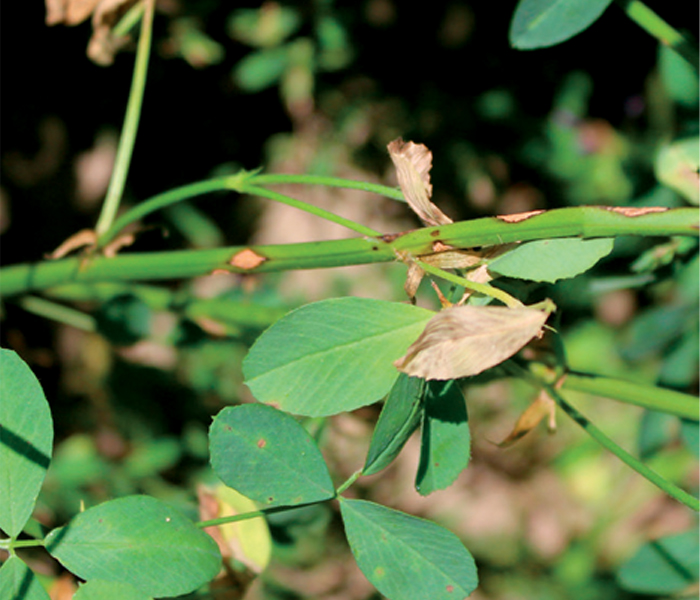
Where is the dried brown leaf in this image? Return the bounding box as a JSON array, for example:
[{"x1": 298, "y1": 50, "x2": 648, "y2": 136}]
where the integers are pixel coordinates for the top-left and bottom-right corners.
[
  {"x1": 394, "y1": 304, "x2": 553, "y2": 380},
  {"x1": 45, "y1": 0, "x2": 101, "y2": 26},
  {"x1": 498, "y1": 390, "x2": 556, "y2": 447},
  {"x1": 388, "y1": 138, "x2": 453, "y2": 227},
  {"x1": 48, "y1": 228, "x2": 97, "y2": 259}
]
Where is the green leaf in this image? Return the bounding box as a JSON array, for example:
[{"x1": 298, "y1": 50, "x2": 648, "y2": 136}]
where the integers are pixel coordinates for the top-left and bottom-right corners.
[
  {"x1": 509, "y1": 0, "x2": 614, "y2": 49},
  {"x1": 0, "y1": 349, "x2": 53, "y2": 538},
  {"x1": 0, "y1": 556, "x2": 51, "y2": 600},
  {"x1": 44, "y1": 495, "x2": 221, "y2": 597},
  {"x1": 210, "y1": 404, "x2": 335, "y2": 507},
  {"x1": 617, "y1": 530, "x2": 699, "y2": 594},
  {"x1": 416, "y1": 381, "x2": 470, "y2": 495},
  {"x1": 655, "y1": 137, "x2": 700, "y2": 205},
  {"x1": 233, "y1": 46, "x2": 290, "y2": 92},
  {"x1": 340, "y1": 499, "x2": 478, "y2": 600},
  {"x1": 72, "y1": 580, "x2": 152, "y2": 600},
  {"x1": 363, "y1": 374, "x2": 424, "y2": 476},
  {"x1": 243, "y1": 298, "x2": 434, "y2": 416},
  {"x1": 488, "y1": 237, "x2": 614, "y2": 282}
]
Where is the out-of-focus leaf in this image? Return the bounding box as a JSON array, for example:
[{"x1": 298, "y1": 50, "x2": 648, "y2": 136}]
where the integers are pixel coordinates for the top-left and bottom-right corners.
[
  {"x1": 620, "y1": 304, "x2": 694, "y2": 361},
  {"x1": 0, "y1": 349, "x2": 53, "y2": 538},
  {"x1": 415, "y1": 380, "x2": 470, "y2": 495},
  {"x1": 198, "y1": 484, "x2": 272, "y2": 573},
  {"x1": 659, "y1": 45, "x2": 700, "y2": 107},
  {"x1": 243, "y1": 298, "x2": 433, "y2": 416},
  {"x1": 233, "y1": 46, "x2": 290, "y2": 92},
  {"x1": 94, "y1": 293, "x2": 151, "y2": 345},
  {"x1": 617, "y1": 531, "x2": 699, "y2": 595},
  {"x1": 363, "y1": 374, "x2": 424, "y2": 476},
  {"x1": 169, "y1": 17, "x2": 224, "y2": 69},
  {"x1": 209, "y1": 404, "x2": 335, "y2": 507},
  {"x1": 395, "y1": 303, "x2": 553, "y2": 380},
  {"x1": 680, "y1": 419, "x2": 699, "y2": 458},
  {"x1": 655, "y1": 138, "x2": 700, "y2": 205},
  {"x1": 227, "y1": 5, "x2": 301, "y2": 47},
  {"x1": 340, "y1": 499, "x2": 478, "y2": 600},
  {"x1": 638, "y1": 411, "x2": 677, "y2": 459},
  {"x1": 0, "y1": 556, "x2": 51, "y2": 600},
  {"x1": 488, "y1": 237, "x2": 614, "y2": 282},
  {"x1": 509, "y1": 0, "x2": 614, "y2": 49}
]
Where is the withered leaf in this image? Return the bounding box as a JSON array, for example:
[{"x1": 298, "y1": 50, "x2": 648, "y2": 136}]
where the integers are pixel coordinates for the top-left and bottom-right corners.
[
  {"x1": 394, "y1": 304, "x2": 553, "y2": 380},
  {"x1": 388, "y1": 138, "x2": 453, "y2": 227},
  {"x1": 497, "y1": 390, "x2": 556, "y2": 447}
]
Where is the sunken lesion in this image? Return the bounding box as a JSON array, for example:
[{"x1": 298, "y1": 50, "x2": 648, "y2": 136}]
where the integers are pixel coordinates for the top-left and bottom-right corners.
[
  {"x1": 229, "y1": 247, "x2": 268, "y2": 270},
  {"x1": 601, "y1": 206, "x2": 668, "y2": 217}
]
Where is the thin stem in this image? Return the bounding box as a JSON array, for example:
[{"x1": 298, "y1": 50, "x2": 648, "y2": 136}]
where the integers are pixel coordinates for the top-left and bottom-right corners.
[
  {"x1": 0, "y1": 538, "x2": 45, "y2": 550},
  {"x1": 617, "y1": 0, "x2": 699, "y2": 70},
  {"x1": 563, "y1": 371, "x2": 699, "y2": 421},
  {"x1": 251, "y1": 173, "x2": 407, "y2": 203},
  {"x1": 415, "y1": 259, "x2": 524, "y2": 308},
  {"x1": 196, "y1": 500, "x2": 328, "y2": 529},
  {"x1": 241, "y1": 184, "x2": 382, "y2": 237},
  {"x1": 94, "y1": 0, "x2": 155, "y2": 236},
  {"x1": 509, "y1": 362, "x2": 699, "y2": 511},
  {"x1": 336, "y1": 469, "x2": 362, "y2": 495},
  {"x1": 98, "y1": 176, "x2": 235, "y2": 247},
  {"x1": 18, "y1": 296, "x2": 96, "y2": 331},
  {"x1": 551, "y1": 385, "x2": 699, "y2": 511}
]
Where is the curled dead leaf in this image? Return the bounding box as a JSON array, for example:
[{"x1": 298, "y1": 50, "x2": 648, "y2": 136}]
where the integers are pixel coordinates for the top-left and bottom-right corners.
[
  {"x1": 395, "y1": 303, "x2": 554, "y2": 380},
  {"x1": 48, "y1": 228, "x2": 97, "y2": 259},
  {"x1": 388, "y1": 138, "x2": 453, "y2": 227},
  {"x1": 497, "y1": 390, "x2": 556, "y2": 447}
]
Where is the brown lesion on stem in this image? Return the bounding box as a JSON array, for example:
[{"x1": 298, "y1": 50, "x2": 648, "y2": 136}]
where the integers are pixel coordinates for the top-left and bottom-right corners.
[
  {"x1": 229, "y1": 248, "x2": 268, "y2": 270},
  {"x1": 495, "y1": 209, "x2": 546, "y2": 223},
  {"x1": 601, "y1": 206, "x2": 668, "y2": 216}
]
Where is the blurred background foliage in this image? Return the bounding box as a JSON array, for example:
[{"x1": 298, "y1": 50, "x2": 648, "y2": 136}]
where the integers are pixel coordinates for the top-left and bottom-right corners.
[{"x1": 1, "y1": 1, "x2": 698, "y2": 599}]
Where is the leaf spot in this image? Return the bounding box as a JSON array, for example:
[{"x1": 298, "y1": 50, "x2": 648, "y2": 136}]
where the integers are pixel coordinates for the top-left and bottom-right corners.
[
  {"x1": 602, "y1": 206, "x2": 668, "y2": 217},
  {"x1": 257, "y1": 438, "x2": 267, "y2": 448},
  {"x1": 374, "y1": 566, "x2": 386, "y2": 578},
  {"x1": 229, "y1": 248, "x2": 267, "y2": 270},
  {"x1": 446, "y1": 585, "x2": 454, "y2": 592}
]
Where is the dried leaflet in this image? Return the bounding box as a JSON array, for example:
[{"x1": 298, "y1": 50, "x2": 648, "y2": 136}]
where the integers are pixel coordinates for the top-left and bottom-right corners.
[
  {"x1": 387, "y1": 138, "x2": 453, "y2": 227},
  {"x1": 497, "y1": 390, "x2": 556, "y2": 447},
  {"x1": 395, "y1": 304, "x2": 553, "y2": 380}
]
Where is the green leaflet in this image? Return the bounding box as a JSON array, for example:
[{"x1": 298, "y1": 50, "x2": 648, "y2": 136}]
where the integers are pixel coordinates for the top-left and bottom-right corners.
[
  {"x1": 0, "y1": 556, "x2": 51, "y2": 600},
  {"x1": 209, "y1": 404, "x2": 335, "y2": 507},
  {"x1": 363, "y1": 374, "x2": 425, "y2": 476},
  {"x1": 73, "y1": 580, "x2": 152, "y2": 600},
  {"x1": 416, "y1": 381, "x2": 471, "y2": 495},
  {"x1": 243, "y1": 297, "x2": 434, "y2": 416},
  {"x1": 45, "y1": 495, "x2": 221, "y2": 598},
  {"x1": 340, "y1": 499, "x2": 478, "y2": 600},
  {"x1": 617, "y1": 530, "x2": 699, "y2": 595},
  {"x1": 0, "y1": 349, "x2": 53, "y2": 538},
  {"x1": 488, "y1": 237, "x2": 614, "y2": 283},
  {"x1": 509, "y1": 0, "x2": 614, "y2": 49}
]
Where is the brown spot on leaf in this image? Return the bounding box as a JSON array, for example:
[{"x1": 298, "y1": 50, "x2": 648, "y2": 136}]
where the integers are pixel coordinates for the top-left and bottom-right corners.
[
  {"x1": 210, "y1": 268, "x2": 231, "y2": 276},
  {"x1": 257, "y1": 438, "x2": 267, "y2": 448},
  {"x1": 430, "y1": 229, "x2": 441, "y2": 237},
  {"x1": 229, "y1": 248, "x2": 267, "y2": 270},
  {"x1": 496, "y1": 209, "x2": 546, "y2": 223},
  {"x1": 446, "y1": 585, "x2": 454, "y2": 592},
  {"x1": 602, "y1": 206, "x2": 668, "y2": 217}
]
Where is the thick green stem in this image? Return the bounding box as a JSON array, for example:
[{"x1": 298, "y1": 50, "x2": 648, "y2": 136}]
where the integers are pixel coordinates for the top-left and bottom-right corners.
[
  {"x1": 94, "y1": 0, "x2": 155, "y2": 236},
  {"x1": 2, "y1": 207, "x2": 697, "y2": 298}
]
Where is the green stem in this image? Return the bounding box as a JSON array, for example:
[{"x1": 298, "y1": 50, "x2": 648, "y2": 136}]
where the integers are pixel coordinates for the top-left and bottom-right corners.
[
  {"x1": 251, "y1": 173, "x2": 407, "y2": 203},
  {"x1": 99, "y1": 175, "x2": 236, "y2": 247},
  {"x1": 336, "y1": 469, "x2": 362, "y2": 495},
  {"x1": 415, "y1": 259, "x2": 524, "y2": 308},
  {"x1": 2, "y1": 206, "x2": 697, "y2": 298},
  {"x1": 617, "y1": 0, "x2": 699, "y2": 70},
  {"x1": 94, "y1": 0, "x2": 155, "y2": 236},
  {"x1": 241, "y1": 184, "x2": 382, "y2": 237},
  {"x1": 0, "y1": 538, "x2": 44, "y2": 551},
  {"x1": 17, "y1": 296, "x2": 96, "y2": 331},
  {"x1": 510, "y1": 362, "x2": 699, "y2": 511},
  {"x1": 562, "y1": 371, "x2": 699, "y2": 421},
  {"x1": 550, "y1": 385, "x2": 699, "y2": 511},
  {"x1": 196, "y1": 501, "x2": 326, "y2": 529}
]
